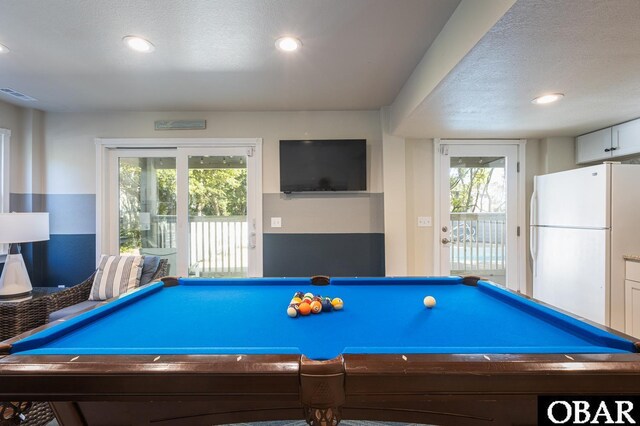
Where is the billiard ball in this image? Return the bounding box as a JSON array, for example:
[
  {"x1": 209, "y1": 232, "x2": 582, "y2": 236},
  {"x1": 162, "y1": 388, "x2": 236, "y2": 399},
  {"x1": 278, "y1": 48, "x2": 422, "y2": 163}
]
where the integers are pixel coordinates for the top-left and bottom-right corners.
[
  {"x1": 310, "y1": 300, "x2": 322, "y2": 314},
  {"x1": 331, "y1": 298, "x2": 344, "y2": 310},
  {"x1": 294, "y1": 292, "x2": 304, "y2": 299},
  {"x1": 321, "y1": 299, "x2": 333, "y2": 312},
  {"x1": 299, "y1": 303, "x2": 311, "y2": 316},
  {"x1": 287, "y1": 304, "x2": 300, "y2": 318},
  {"x1": 423, "y1": 296, "x2": 436, "y2": 308},
  {"x1": 304, "y1": 292, "x2": 314, "y2": 299},
  {"x1": 291, "y1": 297, "x2": 302, "y2": 304}
]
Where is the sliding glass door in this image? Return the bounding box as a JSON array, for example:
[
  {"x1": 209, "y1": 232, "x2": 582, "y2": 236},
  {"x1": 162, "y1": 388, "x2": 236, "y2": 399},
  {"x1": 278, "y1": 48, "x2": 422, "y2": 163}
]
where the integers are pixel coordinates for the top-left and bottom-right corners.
[{"x1": 108, "y1": 145, "x2": 260, "y2": 277}]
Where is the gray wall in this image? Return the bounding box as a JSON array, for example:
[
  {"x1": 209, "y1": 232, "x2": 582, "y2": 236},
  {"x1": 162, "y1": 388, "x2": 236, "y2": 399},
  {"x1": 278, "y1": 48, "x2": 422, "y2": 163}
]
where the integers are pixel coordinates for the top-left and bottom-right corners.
[{"x1": 263, "y1": 192, "x2": 384, "y2": 276}]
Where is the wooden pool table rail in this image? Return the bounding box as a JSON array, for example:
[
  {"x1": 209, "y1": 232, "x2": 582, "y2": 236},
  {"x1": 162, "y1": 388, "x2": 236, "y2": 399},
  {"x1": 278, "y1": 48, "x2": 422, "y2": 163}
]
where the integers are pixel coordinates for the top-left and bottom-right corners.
[
  {"x1": 3, "y1": 276, "x2": 640, "y2": 425},
  {"x1": 2, "y1": 351, "x2": 640, "y2": 425}
]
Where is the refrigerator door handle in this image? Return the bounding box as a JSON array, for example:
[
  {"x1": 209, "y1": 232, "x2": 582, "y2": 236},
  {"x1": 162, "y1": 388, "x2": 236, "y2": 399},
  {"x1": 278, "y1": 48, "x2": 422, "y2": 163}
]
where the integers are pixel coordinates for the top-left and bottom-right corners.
[
  {"x1": 530, "y1": 191, "x2": 538, "y2": 276},
  {"x1": 530, "y1": 189, "x2": 537, "y2": 227},
  {"x1": 530, "y1": 226, "x2": 538, "y2": 277}
]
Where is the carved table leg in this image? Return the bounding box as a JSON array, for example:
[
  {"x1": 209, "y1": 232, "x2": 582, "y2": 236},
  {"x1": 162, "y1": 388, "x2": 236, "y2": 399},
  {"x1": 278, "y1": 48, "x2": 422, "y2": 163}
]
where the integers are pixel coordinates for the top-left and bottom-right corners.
[{"x1": 300, "y1": 355, "x2": 345, "y2": 426}]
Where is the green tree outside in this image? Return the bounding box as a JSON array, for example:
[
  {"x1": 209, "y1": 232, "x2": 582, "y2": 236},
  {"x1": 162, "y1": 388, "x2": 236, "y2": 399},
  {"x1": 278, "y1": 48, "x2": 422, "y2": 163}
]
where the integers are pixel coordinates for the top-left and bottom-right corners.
[{"x1": 449, "y1": 167, "x2": 495, "y2": 213}]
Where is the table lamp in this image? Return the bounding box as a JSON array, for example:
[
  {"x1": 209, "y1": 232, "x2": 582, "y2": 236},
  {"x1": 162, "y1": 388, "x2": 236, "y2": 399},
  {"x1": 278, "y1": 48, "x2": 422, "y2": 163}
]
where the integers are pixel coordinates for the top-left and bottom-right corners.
[{"x1": 0, "y1": 213, "x2": 50, "y2": 299}]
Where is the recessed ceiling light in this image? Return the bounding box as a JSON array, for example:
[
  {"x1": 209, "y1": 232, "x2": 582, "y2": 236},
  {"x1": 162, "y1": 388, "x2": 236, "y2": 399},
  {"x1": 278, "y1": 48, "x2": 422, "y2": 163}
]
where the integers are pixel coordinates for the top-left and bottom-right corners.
[
  {"x1": 532, "y1": 93, "x2": 564, "y2": 105},
  {"x1": 123, "y1": 36, "x2": 155, "y2": 53},
  {"x1": 0, "y1": 43, "x2": 9, "y2": 54},
  {"x1": 275, "y1": 36, "x2": 302, "y2": 52}
]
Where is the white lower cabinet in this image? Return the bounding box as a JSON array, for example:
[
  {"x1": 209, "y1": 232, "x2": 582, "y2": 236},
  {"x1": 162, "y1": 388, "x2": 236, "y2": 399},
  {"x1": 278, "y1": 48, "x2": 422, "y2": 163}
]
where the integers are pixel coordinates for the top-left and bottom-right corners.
[{"x1": 624, "y1": 259, "x2": 640, "y2": 337}]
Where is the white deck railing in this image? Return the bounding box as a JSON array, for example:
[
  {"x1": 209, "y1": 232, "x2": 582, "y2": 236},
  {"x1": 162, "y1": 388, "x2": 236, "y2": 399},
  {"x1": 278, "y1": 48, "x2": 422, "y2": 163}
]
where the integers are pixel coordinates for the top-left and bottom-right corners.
[
  {"x1": 145, "y1": 212, "x2": 505, "y2": 278},
  {"x1": 449, "y1": 212, "x2": 506, "y2": 275},
  {"x1": 150, "y1": 215, "x2": 248, "y2": 277}
]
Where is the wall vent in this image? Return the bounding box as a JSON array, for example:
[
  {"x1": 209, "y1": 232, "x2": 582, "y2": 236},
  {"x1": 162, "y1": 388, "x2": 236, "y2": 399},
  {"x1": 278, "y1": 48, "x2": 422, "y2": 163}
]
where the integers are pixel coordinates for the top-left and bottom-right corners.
[{"x1": 0, "y1": 88, "x2": 37, "y2": 101}]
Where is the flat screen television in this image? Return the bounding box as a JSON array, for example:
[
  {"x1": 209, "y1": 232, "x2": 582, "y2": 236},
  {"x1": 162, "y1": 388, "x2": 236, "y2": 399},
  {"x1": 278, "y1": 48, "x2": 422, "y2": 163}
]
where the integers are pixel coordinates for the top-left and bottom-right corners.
[{"x1": 279, "y1": 139, "x2": 367, "y2": 192}]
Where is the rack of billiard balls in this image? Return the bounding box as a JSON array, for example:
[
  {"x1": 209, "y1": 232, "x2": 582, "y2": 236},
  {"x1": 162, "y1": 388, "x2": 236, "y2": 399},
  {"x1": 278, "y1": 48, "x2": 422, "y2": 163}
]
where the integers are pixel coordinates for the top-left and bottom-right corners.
[{"x1": 287, "y1": 292, "x2": 343, "y2": 318}]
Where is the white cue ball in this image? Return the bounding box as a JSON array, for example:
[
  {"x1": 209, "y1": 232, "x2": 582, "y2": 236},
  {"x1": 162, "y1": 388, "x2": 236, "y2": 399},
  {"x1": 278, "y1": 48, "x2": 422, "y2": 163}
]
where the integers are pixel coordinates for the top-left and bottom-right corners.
[{"x1": 423, "y1": 296, "x2": 436, "y2": 308}]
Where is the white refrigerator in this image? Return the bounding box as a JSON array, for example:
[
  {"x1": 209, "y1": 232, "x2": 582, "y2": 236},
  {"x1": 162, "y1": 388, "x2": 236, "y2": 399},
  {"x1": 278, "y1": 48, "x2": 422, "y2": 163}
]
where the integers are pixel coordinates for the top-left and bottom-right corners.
[{"x1": 530, "y1": 163, "x2": 640, "y2": 331}]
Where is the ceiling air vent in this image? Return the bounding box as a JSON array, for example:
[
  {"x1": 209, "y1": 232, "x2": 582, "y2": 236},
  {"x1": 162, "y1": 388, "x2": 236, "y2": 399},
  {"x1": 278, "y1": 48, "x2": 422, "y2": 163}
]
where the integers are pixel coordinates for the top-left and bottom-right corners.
[{"x1": 0, "y1": 88, "x2": 37, "y2": 101}]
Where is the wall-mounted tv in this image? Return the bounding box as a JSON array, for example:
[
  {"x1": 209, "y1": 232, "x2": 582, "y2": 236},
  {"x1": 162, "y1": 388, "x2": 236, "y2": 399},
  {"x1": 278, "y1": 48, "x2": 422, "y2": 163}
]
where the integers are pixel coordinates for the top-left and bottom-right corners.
[{"x1": 280, "y1": 139, "x2": 367, "y2": 193}]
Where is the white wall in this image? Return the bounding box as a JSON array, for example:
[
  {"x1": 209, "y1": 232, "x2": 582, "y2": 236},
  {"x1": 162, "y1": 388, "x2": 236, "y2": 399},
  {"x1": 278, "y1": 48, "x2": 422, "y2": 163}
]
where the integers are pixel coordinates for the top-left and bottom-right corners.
[
  {"x1": 17, "y1": 109, "x2": 45, "y2": 194},
  {"x1": 0, "y1": 100, "x2": 21, "y2": 133},
  {"x1": 406, "y1": 138, "x2": 434, "y2": 275},
  {"x1": 43, "y1": 110, "x2": 383, "y2": 195},
  {"x1": 540, "y1": 137, "x2": 576, "y2": 174},
  {"x1": 0, "y1": 100, "x2": 23, "y2": 193},
  {"x1": 381, "y1": 114, "x2": 407, "y2": 275},
  {"x1": 0, "y1": 102, "x2": 49, "y2": 195}
]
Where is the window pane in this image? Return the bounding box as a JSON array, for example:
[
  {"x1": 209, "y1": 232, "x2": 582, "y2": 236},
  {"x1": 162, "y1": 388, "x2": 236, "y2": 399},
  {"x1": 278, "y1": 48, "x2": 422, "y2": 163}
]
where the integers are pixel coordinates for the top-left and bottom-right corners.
[
  {"x1": 449, "y1": 156, "x2": 506, "y2": 285},
  {"x1": 188, "y1": 155, "x2": 248, "y2": 278},
  {"x1": 119, "y1": 157, "x2": 177, "y2": 274}
]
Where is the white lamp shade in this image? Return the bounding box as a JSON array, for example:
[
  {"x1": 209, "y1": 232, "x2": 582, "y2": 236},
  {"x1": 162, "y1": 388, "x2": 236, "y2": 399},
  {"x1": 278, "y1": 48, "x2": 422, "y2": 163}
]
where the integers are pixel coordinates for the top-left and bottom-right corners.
[{"x1": 0, "y1": 213, "x2": 50, "y2": 243}]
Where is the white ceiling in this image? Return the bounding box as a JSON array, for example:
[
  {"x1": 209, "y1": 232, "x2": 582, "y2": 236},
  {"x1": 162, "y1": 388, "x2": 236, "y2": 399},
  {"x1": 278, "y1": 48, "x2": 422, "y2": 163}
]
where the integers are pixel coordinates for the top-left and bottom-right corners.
[
  {"x1": 396, "y1": 0, "x2": 640, "y2": 138},
  {"x1": 2, "y1": 0, "x2": 639, "y2": 139},
  {"x1": 0, "y1": 0, "x2": 459, "y2": 112}
]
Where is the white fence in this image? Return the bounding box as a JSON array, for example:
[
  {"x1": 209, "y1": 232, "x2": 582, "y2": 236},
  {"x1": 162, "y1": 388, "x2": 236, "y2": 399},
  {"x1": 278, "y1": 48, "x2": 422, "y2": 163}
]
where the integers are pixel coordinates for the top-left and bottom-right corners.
[
  {"x1": 150, "y1": 215, "x2": 248, "y2": 277},
  {"x1": 450, "y1": 212, "x2": 506, "y2": 276}
]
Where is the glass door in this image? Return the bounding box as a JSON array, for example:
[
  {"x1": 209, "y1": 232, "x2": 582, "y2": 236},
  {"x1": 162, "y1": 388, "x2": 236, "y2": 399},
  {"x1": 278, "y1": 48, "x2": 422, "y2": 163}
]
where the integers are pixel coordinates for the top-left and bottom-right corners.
[
  {"x1": 439, "y1": 144, "x2": 519, "y2": 289},
  {"x1": 109, "y1": 145, "x2": 261, "y2": 277},
  {"x1": 186, "y1": 152, "x2": 249, "y2": 277}
]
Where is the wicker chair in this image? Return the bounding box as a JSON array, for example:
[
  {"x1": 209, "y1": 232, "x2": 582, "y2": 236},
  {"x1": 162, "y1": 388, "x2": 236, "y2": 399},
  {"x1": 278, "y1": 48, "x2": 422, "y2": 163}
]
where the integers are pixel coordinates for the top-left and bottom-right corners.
[{"x1": 7, "y1": 258, "x2": 169, "y2": 426}]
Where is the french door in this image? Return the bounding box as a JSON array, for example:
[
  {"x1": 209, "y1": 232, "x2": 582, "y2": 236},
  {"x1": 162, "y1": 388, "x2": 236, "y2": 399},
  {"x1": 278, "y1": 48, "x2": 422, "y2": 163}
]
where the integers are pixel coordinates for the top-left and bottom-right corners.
[
  {"x1": 103, "y1": 141, "x2": 262, "y2": 277},
  {"x1": 437, "y1": 142, "x2": 523, "y2": 291}
]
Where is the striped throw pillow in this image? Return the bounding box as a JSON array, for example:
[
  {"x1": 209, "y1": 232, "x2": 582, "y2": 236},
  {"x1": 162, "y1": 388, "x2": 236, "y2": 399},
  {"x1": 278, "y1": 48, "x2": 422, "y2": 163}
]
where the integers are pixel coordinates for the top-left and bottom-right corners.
[{"x1": 89, "y1": 255, "x2": 144, "y2": 301}]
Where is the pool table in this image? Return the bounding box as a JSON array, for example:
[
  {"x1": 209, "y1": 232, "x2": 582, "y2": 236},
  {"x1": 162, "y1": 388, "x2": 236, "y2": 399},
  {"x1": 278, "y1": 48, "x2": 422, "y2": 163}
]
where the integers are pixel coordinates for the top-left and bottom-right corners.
[{"x1": 2, "y1": 276, "x2": 640, "y2": 426}]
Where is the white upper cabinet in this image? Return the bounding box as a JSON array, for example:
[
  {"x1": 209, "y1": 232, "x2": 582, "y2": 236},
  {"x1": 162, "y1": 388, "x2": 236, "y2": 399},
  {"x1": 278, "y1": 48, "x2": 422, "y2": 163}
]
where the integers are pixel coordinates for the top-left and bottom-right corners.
[
  {"x1": 576, "y1": 128, "x2": 612, "y2": 164},
  {"x1": 613, "y1": 119, "x2": 640, "y2": 158},
  {"x1": 576, "y1": 118, "x2": 640, "y2": 164}
]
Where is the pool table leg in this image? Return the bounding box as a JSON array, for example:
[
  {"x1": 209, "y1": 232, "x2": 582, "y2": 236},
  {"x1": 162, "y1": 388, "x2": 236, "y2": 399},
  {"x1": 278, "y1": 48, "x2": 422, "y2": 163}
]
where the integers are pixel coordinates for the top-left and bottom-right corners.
[
  {"x1": 50, "y1": 402, "x2": 84, "y2": 426},
  {"x1": 300, "y1": 355, "x2": 345, "y2": 426}
]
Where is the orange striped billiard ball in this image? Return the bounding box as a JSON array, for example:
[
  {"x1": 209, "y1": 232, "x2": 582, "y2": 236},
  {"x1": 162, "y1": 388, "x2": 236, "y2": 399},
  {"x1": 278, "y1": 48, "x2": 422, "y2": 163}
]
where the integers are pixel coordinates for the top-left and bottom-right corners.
[{"x1": 310, "y1": 300, "x2": 322, "y2": 314}]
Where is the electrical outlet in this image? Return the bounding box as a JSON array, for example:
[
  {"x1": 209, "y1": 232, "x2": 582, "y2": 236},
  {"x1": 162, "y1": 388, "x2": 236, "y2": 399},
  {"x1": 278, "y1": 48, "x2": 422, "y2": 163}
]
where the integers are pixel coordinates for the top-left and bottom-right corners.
[
  {"x1": 271, "y1": 217, "x2": 282, "y2": 228},
  {"x1": 417, "y1": 216, "x2": 432, "y2": 227}
]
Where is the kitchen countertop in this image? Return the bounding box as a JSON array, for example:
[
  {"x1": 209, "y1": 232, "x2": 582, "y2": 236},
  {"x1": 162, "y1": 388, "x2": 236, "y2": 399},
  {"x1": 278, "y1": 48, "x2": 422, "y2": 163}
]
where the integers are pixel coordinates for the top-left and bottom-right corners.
[{"x1": 624, "y1": 255, "x2": 640, "y2": 262}]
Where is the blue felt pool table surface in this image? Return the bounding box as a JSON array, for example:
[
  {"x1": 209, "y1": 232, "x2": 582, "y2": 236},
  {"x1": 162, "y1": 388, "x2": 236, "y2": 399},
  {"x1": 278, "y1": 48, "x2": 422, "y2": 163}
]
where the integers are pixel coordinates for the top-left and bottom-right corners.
[{"x1": 10, "y1": 277, "x2": 635, "y2": 360}]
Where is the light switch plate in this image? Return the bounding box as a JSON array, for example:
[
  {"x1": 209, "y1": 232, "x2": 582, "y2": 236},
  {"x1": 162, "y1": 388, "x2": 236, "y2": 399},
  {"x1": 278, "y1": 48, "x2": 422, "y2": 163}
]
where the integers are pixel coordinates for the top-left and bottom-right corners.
[
  {"x1": 417, "y1": 216, "x2": 432, "y2": 227},
  {"x1": 271, "y1": 217, "x2": 282, "y2": 228}
]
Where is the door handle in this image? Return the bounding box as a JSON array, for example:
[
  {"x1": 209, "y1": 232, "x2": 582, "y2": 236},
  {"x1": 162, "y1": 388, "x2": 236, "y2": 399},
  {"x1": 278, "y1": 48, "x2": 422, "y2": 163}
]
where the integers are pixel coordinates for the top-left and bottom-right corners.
[
  {"x1": 250, "y1": 232, "x2": 256, "y2": 249},
  {"x1": 441, "y1": 238, "x2": 451, "y2": 245}
]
